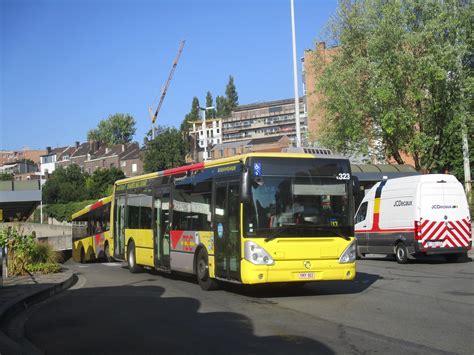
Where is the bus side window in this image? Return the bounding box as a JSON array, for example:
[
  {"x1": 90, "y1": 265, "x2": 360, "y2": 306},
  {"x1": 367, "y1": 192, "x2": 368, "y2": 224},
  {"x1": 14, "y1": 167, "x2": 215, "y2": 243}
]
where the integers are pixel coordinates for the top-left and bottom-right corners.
[{"x1": 355, "y1": 202, "x2": 368, "y2": 224}]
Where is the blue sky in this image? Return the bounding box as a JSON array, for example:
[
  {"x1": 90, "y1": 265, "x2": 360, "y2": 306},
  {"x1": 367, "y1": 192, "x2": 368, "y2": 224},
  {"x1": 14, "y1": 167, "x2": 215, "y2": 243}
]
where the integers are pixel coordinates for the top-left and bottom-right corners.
[{"x1": 1, "y1": 0, "x2": 337, "y2": 150}]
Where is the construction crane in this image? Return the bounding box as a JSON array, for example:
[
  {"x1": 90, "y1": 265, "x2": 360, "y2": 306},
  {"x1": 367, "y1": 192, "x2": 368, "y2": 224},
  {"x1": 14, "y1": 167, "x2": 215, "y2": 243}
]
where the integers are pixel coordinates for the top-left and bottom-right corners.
[{"x1": 149, "y1": 40, "x2": 185, "y2": 139}]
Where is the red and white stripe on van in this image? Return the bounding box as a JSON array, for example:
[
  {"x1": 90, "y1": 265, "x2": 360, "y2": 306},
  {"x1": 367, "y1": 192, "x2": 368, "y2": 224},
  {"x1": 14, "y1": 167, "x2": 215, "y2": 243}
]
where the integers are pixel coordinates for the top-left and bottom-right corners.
[{"x1": 415, "y1": 217, "x2": 472, "y2": 250}]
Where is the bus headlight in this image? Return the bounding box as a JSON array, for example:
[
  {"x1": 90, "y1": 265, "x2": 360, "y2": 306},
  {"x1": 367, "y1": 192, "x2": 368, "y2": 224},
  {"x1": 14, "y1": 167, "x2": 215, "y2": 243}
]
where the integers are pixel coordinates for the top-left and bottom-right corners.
[
  {"x1": 339, "y1": 241, "x2": 356, "y2": 264},
  {"x1": 244, "y1": 241, "x2": 274, "y2": 265}
]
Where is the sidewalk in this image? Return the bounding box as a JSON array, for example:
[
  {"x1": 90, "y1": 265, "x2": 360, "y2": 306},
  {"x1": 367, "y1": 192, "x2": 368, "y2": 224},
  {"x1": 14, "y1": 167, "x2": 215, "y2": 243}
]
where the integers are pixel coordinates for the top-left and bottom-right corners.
[{"x1": 0, "y1": 270, "x2": 75, "y2": 355}]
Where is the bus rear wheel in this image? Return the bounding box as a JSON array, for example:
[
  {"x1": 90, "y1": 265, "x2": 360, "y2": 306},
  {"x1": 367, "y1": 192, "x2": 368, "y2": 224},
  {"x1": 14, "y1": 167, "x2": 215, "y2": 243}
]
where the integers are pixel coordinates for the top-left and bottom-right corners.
[
  {"x1": 80, "y1": 248, "x2": 86, "y2": 264},
  {"x1": 127, "y1": 241, "x2": 142, "y2": 273},
  {"x1": 196, "y1": 249, "x2": 219, "y2": 291}
]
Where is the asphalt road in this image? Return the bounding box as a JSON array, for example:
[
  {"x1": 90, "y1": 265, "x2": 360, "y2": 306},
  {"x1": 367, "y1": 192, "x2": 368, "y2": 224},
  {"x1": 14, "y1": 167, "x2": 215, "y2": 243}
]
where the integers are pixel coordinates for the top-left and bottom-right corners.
[{"x1": 23, "y1": 255, "x2": 474, "y2": 355}]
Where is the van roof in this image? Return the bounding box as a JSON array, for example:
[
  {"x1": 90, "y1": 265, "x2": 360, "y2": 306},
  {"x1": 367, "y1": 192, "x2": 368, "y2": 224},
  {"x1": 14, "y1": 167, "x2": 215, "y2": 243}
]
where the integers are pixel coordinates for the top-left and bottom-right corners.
[{"x1": 373, "y1": 174, "x2": 459, "y2": 188}]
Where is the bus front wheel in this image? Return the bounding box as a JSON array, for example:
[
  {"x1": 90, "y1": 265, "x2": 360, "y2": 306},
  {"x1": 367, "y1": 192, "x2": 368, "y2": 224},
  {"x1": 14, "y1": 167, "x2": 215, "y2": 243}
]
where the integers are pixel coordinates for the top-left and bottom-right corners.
[
  {"x1": 196, "y1": 249, "x2": 219, "y2": 291},
  {"x1": 127, "y1": 241, "x2": 142, "y2": 273}
]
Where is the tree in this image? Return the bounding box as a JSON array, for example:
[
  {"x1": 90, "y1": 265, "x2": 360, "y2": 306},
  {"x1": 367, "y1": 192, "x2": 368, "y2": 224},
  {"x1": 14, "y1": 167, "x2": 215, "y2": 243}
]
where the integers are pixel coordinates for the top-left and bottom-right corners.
[
  {"x1": 85, "y1": 167, "x2": 125, "y2": 199},
  {"x1": 205, "y1": 91, "x2": 216, "y2": 118},
  {"x1": 42, "y1": 165, "x2": 89, "y2": 204},
  {"x1": 224, "y1": 75, "x2": 239, "y2": 116},
  {"x1": 142, "y1": 127, "x2": 187, "y2": 173},
  {"x1": 180, "y1": 97, "x2": 200, "y2": 133},
  {"x1": 215, "y1": 95, "x2": 226, "y2": 118},
  {"x1": 0, "y1": 172, "x2": 13, "y2": 181},
  {"x1": 316, "y1": 0, "x2": 473, "y2": 179},
  {"x1": 87, "y1": 113, "x2": 136, "y2": 145}
]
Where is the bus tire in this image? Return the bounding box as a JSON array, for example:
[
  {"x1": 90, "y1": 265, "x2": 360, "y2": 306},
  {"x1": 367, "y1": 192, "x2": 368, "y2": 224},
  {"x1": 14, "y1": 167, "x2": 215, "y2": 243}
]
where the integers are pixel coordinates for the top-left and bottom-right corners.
[
  {"x1": 196, "y1": 248, "x2": 219, "y2": 291},
  {"x1": 395, "y1": 242, "x2": 409, "y2": 264},
  {"x1": 80, "y1": 248, "x2": 86, "y2": 264},
  {"x1": 127, "y1": 241, "x2": 142, "y2": 273},
  {"x1": 104, "y1": 242, "x2": 112, "y2": 262}
]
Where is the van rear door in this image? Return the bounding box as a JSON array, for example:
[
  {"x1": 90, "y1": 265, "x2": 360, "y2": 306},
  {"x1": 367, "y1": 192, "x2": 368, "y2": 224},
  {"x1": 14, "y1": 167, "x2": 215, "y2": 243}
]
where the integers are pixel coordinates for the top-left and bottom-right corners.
[{"x1": 419, "y1": 180, "x2": 471, "y2": 251}]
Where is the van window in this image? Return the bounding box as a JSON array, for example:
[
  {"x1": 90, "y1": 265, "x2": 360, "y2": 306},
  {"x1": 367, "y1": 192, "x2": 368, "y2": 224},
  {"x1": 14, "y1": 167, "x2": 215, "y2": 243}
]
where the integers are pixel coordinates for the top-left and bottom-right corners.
[{"x1": 355, "y1": 202, "x2": 368, "y2": 223}]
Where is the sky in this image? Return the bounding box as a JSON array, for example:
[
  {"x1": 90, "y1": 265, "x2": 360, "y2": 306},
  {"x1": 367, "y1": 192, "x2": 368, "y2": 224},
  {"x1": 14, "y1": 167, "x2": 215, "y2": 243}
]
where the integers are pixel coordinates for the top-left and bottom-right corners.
[{"x1": 1, "y1": 0, "x2": 338, "y2": 151}]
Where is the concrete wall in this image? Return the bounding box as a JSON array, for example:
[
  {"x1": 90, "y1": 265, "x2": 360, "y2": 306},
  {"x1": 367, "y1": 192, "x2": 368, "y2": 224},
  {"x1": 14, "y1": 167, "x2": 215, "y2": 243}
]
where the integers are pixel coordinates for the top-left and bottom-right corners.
[{"x1": 3, "y1": 222, "x2": 72, "y2": 251}]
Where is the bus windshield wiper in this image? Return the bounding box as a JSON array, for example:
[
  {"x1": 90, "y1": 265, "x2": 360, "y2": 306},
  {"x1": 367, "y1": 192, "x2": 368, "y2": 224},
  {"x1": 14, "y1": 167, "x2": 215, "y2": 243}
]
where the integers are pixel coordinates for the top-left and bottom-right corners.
[
  {"x1": 310, "y1": 226, "x2": 350, "y2": 241},
  {"x1": 264, "y1": 223, "x2": 296, "y2": 242}
]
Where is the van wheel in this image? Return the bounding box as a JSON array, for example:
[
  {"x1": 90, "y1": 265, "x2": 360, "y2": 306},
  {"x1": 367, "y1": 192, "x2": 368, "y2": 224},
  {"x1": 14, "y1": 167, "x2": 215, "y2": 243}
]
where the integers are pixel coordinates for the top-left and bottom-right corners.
[
  {"x1": 445, "y1": 253, "x2": 466, "y2": 263},
  {"x1": 127, "y1": 241, "x2": 143, "y2": 273},
  {"x1": 196, "y1": 248, "x2": 219, "y2": 291},
  {"x1": 395, "y1": 243, "x2": 409, "y2": 264}
]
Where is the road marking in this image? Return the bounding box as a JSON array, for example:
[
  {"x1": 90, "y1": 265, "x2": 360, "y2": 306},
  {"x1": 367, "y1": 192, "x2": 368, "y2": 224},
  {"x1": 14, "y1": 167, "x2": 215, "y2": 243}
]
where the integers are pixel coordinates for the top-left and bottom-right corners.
[{"x1": 101, "y1": 262, "x2": 123, "y2": 267}]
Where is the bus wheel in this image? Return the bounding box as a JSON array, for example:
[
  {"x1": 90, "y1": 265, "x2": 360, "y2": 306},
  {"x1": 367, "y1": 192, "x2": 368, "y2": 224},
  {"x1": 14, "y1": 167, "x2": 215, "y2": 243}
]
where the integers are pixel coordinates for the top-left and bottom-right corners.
[
  {"x1": 104, "y1": 243, "x2": 112, "y2": 262},
  {"x1": 395, "y1": 242, "x2": 409, "y2": 264},
  {"x1": 127, "y1": 241, "x2": 142, "y2": 273},
  {"x1": 196, "y1": 249, "x2": 219, "y2": 291},
  {"x1": 80, "y1": 248, "x2": 86, "y2": 264}
]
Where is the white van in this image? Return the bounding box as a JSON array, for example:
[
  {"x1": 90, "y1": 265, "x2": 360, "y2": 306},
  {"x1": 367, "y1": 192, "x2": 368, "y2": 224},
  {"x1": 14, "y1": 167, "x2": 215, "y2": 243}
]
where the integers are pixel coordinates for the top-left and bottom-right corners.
[{"x1": 354, "y1": 174, "x2": 471, "y2": 263}]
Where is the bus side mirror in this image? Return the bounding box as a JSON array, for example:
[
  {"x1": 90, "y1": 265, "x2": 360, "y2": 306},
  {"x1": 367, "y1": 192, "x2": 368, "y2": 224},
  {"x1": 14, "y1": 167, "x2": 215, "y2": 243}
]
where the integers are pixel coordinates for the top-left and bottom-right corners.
[{"x1": 241, "y1": 166, "x2": 251, "y2": 204}]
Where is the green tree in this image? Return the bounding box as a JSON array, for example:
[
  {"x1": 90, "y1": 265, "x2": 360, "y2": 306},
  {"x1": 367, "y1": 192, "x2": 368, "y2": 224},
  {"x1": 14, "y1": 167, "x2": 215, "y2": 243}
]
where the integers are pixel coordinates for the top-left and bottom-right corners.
[
  {"x1": 316, "y1": 0, "x2": 473, "y2": 178},
  {"x1": 205, "y1": 91, "x2": 216, "y2": 118},
  {"x1": 224, "y1": 75, "x2": 239, "y2": 116},
  {"x1": 180, "y1": 97, "x2": 200, "y2": 133},
  {"x1": 42, "y1": 165, "x2": 89, "y2": 204},
  {"x1": 142, "y1": 127, "x2": 187, "y2": 173},
  {"x1": 0, "y1": 172, "x2": 13, "y2": 181},
  {"x1": 215, "y1": 95, "x2": 226, "y2": 118},
  {"x1": 87, "y1": 113, "x2": 136, "y2": 145},
  {"x1": 86, "y1": 167, "x2": 125, "y2": 199}
]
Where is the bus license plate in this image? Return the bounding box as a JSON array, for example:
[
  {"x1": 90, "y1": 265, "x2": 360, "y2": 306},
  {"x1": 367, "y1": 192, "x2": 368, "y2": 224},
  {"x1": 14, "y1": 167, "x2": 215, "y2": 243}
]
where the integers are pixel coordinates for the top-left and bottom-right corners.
[
  {"x1": 298, "y1": 272, "x2": 315, "y2": 279},
  {"x1": 426, "y1": 241, "x2": 443, "y2": 248}
]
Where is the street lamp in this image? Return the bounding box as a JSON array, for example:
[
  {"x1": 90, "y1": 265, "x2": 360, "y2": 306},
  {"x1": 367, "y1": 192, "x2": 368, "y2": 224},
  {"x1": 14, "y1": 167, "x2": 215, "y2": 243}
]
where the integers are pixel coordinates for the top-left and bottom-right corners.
[
  {"x1": 199, "y1": 106, "x2": 215, "y2": 161},
  {"x1": 290, "y1": 0, "x2": 302, "y2": 147}
]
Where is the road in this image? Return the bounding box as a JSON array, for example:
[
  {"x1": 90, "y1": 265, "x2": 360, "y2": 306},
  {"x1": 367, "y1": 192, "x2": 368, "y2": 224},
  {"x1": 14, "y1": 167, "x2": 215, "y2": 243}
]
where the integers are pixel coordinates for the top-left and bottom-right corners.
[{"x1": 22, "y1": 255, "x2": 474, "y2": 354}]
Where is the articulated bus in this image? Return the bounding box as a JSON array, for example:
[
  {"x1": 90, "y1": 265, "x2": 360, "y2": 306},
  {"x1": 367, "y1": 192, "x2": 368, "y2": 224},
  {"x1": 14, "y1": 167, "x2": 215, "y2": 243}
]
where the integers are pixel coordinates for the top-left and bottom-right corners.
[
  {"x1": 72, "y1": 196, "x2": 113, "y2": 263},
  {"x1": 110, "y1": 152, "x2": 358, "y2": 290}
]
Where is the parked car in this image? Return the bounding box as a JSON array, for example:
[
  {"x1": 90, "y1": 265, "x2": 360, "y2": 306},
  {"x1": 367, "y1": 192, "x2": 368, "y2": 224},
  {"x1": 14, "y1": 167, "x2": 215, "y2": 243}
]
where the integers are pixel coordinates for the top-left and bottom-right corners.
[{"x1": 354, "y1": 174, "x2": 471, "y2": 263}]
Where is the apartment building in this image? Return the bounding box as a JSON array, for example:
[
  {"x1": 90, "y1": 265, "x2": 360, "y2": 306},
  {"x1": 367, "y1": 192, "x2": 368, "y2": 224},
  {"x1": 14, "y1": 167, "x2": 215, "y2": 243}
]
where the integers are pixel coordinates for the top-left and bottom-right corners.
[
  {"x1": 222, "y1": 98, "x2": 307, "y2": 144},
  {"x1": 187, "y1": 118, "x2": 223, "y2": 162}
]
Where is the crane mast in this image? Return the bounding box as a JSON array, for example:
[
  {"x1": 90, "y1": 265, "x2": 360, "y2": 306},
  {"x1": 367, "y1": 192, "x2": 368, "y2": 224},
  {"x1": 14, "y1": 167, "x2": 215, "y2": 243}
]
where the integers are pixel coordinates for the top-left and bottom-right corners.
[{"x1": 149, "y1": 40, "x2": 185, "y2": 139}]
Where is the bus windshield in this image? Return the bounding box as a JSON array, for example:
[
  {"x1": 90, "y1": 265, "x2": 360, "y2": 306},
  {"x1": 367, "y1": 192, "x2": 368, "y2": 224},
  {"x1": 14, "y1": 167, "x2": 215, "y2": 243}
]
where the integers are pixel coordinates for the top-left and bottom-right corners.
[{"x1": 243, "y1": 175, "x2": 353, "y2": 238}]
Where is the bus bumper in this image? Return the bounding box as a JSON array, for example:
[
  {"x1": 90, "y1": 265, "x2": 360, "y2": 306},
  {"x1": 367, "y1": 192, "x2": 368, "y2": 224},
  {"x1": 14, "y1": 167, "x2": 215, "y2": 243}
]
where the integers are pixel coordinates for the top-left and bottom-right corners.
[{"x1": 240, "y1": 259, "x2": 356, "y2": 284}]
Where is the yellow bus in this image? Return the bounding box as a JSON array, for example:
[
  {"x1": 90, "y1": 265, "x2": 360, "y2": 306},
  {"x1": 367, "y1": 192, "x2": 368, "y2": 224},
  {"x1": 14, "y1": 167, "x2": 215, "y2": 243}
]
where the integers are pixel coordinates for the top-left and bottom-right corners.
[
  {"x1": 110, "y1": 152, "x2": 357, "y2": 290},
  {"x1": 72, "y1": 196, "x2": 113, "y2": 263}
]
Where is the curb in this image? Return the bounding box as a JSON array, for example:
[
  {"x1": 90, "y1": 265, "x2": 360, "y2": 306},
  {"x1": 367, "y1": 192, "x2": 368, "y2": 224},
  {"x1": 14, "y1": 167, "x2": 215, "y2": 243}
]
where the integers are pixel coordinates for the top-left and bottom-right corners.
[{"x1": 0, "y1": 271, "x2": 76, "y2": 355}]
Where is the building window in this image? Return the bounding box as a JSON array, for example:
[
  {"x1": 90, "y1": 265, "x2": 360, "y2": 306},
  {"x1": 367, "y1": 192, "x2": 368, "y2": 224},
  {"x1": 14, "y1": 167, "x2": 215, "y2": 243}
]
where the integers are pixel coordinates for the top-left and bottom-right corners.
[
  {"x1": 132, "y1": 163, "x2": 137, "y2": 173},
  {"x1": 216, "y1": 128, "x2": 220, "y2": 134},
  {"x1": 121, "y1": 161, "x2": 126, "y2": 167}
]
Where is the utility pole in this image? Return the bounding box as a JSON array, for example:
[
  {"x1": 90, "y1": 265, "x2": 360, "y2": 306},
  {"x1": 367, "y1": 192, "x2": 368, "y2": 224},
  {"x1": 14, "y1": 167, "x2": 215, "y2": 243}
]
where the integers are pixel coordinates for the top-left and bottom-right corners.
[{"x1": 290, "y1": 0, "x2": 301, "y2": 147}]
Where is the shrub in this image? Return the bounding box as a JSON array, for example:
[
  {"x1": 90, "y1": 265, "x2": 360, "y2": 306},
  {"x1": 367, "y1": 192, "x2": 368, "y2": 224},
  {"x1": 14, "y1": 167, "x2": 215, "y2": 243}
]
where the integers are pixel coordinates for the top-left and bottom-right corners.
[
  {"x1": 29, "y1": 242, "x2": 58, "y2": 264},
  {"x1": 0, "y1": 226, "x2": 61, "y2": 276},
  {"x1": 25, "y1": 262, "x2": 62, "y2": 274}
]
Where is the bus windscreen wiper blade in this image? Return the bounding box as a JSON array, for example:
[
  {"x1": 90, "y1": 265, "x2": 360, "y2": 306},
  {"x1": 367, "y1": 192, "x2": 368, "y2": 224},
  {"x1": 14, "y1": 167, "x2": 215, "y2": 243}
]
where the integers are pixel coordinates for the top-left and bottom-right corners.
[
  {"x1": 310, "y1": 226, "x2": 350, "y2": 240},
  {"x1": 264, "y1": 223, "x2": 296, "y2": 242}
]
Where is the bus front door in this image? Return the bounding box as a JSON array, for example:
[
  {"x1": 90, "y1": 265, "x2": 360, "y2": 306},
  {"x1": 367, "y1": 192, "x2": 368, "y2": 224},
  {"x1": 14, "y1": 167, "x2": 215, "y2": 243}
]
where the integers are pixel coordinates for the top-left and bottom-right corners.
[
  {"x1": 154, "y1": 189, "x2": 170, "y2": 269},
  {"x1": 214, "y1": 180, "x2": 241, "y2": 281}
]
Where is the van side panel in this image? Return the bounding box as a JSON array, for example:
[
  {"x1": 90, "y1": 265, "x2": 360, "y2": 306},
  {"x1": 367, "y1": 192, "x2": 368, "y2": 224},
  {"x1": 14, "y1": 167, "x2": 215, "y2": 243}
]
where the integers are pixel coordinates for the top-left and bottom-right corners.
[{"x1": 366, "y1": 181, "x2": 416, "y2": 254}]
